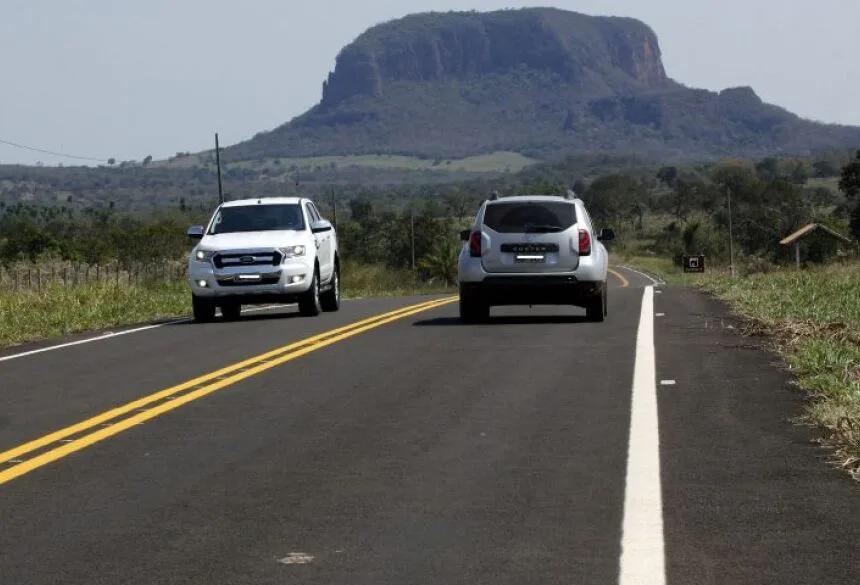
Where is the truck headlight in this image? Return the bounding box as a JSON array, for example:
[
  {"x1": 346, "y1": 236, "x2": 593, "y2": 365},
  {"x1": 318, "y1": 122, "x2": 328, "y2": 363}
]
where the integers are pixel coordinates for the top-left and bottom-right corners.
[
  {"x1": 278, "y1": 245, "x2": 306, "y2": 259},
  {"x1": 194, "y1": 249, "x2": 214, "y2": 262}
]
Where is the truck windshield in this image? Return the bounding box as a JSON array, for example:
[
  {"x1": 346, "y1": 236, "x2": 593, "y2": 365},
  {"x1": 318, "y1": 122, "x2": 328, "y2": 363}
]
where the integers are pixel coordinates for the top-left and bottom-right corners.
[{"x1": 207, "y1": 204, "x2": 305, "y2": 234}]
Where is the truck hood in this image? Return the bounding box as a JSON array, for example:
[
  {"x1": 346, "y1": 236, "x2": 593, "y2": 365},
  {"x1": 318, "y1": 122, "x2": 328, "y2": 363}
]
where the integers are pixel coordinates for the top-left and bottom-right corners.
[{"x1": 199, "y1": 230, "x2": 306, "y2": 251}]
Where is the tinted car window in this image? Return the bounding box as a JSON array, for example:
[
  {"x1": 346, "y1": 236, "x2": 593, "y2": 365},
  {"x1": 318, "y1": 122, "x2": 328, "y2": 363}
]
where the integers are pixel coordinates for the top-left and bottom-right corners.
[
  {"x1": 208, "y1": 204, "x2": 306, "y2": 234},
  {"x1": 483, "y1": 201, "x2": 578, "y2": 233}
]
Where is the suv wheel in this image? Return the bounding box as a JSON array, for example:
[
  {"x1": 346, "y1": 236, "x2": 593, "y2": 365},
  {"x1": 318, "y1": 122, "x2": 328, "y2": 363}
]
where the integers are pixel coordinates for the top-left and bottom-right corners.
[
  {"x1": 459, "y1": 292, "x2": 490, "y2": 324},
  {"x1": 192, "y1": 294, "x2": 216, "y2": 323},
  {"x1": 585, "y1": 283, "x2": 607, "y2": 322},
  {"x1": 320, "y1": 265, "x2": 341, "y2": 312},
  {"x1": 220, "y1": 302, "x2": 241, "y2": 321},
  {"x1": 298, "y1": 269, "x2": 322, "y2": 317}
]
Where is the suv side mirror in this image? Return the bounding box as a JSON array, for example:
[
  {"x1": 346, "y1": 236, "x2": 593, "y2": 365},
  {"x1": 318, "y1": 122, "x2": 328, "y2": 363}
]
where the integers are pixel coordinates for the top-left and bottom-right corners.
[
  {"x1": 597, "y1": 228, "x2": 615, "y2": 242},
  {"x1": 311, "y1": 219, "x2": 333, "y2": 234},
  {"x1": 459, "y1": 229, "x2": 471, "y2": 241},
  {"x1": 187, "y1": 225, "x2": 204, "y2": 240}
]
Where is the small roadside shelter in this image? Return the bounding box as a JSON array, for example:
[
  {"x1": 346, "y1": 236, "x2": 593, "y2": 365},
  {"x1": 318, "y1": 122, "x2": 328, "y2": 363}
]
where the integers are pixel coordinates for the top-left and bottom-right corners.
[{"x1": 778, "y1": 223, "x2": 854, "y2": 268}]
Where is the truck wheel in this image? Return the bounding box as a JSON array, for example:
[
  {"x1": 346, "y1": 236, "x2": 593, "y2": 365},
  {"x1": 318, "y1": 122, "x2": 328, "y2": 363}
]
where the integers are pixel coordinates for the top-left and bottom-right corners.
[
  {"x1": 320, "y1": 265, "x2": 341, "y2": 312},
  {"x1": 192, "y1": 294, "x2": 216, "y2": 323},
  {"x1": 298, "y1": 269, "x2": 322, "y2": 317},
  {"x1": 220, "y1": 302, "x2": 241, "y2": 321}
]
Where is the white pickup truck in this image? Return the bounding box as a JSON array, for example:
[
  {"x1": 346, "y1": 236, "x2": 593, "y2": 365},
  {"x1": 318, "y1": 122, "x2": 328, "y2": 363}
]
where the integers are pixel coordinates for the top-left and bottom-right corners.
[{"x1": 186, "y1": 196, "x2": 340, "y2": 322}]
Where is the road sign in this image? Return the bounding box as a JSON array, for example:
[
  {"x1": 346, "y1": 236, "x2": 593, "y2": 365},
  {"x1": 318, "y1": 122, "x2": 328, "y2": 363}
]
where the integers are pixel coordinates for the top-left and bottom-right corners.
[{"x1": 682, "y1": 254, "x2": 705, "y2": 273}]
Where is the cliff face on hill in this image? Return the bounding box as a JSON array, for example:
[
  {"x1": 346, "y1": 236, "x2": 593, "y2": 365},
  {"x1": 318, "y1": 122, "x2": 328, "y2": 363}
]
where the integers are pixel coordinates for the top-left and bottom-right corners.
[
  {"x1": 319, "y1": 8, "x2": 668, "y2": 107},
  {"x1": 222, "y1": 8, "x2": 860, "y2": 162}
]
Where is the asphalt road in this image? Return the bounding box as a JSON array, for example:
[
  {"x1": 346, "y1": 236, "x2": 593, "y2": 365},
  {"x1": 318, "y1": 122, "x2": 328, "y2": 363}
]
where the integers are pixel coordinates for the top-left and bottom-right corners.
[{"x1": 1, "y1": 266, "x2": 859, "y2": 584}]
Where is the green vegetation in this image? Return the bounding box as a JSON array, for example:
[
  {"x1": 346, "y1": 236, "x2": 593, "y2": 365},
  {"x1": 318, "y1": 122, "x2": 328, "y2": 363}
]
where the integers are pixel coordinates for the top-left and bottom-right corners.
[
  {"x1": 0, "y1": 282, "x2": 189, "y2": 347},
  {"x1": 697, "y1": 265, "x2": 860, "y2": 481},
  {"x1": 0, "y1": 262, "x2": 451, "y2": 349}
]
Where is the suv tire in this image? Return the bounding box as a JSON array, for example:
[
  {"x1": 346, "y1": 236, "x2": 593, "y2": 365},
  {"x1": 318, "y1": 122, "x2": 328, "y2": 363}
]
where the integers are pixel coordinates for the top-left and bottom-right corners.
[
  {"x1": 298, "y1": 269, "x2": 322, "y2": 317},
  {"x1": 459, "y1": 291, "x2": 490, "y2": 324},
  {"x1": 320, "y1": 264, "x2": 341, "y2": 312},
  {"x1": 192, "y1": 294, "x2": 216, "y2": 323},
  {"x1": 585, "y1": 283, "x2": 607, "y2": 322}
]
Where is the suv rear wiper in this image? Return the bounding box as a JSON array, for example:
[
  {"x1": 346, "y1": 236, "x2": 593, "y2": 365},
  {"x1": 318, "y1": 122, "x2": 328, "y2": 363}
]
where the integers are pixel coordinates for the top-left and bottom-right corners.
[{"x1": 523, "y1": 223, "x2": 564, "y2": 233}]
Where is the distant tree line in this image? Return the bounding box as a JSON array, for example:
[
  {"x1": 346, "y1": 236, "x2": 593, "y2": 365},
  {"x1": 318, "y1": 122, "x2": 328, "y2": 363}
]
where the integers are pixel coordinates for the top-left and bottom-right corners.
[{"x1": 1, "y1": 153, "x2": 857, "y2": 281}]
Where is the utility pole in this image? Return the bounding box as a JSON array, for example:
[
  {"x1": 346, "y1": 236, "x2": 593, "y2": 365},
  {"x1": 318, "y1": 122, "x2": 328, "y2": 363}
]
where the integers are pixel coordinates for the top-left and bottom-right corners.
[
  {"x1": 727, "y1": 187, "x2": 735, "y2": 277},
  {"x1": 410, "y1": 210, "x2": 416, "y2": 271},
  {"x1": 215, "y1": 133, "x2": 224, "y2": 204},
  {"x1": 331, "y1": 186, "x2": 337, "y2": 230}
]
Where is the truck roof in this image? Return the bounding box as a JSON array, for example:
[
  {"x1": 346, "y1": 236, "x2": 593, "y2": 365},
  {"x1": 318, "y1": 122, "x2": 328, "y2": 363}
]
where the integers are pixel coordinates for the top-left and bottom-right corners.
[{"x1": 220, "y1": 196, "x2": 304, "y2": 208}]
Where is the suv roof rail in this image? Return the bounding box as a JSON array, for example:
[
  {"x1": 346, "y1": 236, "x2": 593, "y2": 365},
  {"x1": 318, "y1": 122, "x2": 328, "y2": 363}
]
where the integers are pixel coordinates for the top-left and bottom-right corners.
[
  {"x1": 488, "y1": 190, "x2": 500, "y2": 201},
  {"x1": 564, "y1": 189, "x2": 577, "y2": 200}
]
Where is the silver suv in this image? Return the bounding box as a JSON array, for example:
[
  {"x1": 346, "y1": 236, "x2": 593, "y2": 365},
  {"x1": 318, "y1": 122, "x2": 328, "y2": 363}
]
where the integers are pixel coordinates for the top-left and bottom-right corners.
[{"x1": 456, "y1": 191, "x2": 615, "y2": 323}]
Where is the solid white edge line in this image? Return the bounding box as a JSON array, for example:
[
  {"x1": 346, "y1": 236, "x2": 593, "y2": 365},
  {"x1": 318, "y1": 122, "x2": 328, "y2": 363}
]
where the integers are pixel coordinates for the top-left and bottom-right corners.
[
  {"x1": 619, "y1": 285, "x2": 666, "y2": 585},
  {"x1": 0, "y1": 303, "x2": 290, "y2": 364},
  {"x1": 615, "y1": 265, "x2": 664, "y2": 286}
]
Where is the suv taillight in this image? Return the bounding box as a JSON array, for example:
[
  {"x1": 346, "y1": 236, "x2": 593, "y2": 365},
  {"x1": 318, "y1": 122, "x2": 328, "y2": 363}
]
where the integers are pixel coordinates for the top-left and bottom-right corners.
[
  {"x1": 578, "y1": 229, "x2": 591, "y2": 255},
  {"x1": 469, "y1": 232, "x2": 482, "y2": 257}
]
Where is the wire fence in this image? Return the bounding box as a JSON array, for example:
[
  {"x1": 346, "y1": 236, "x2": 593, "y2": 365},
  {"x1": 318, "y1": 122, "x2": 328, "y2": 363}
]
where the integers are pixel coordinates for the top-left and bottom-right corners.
[{"x1": 0, "y1": 261, "x2": 188, "y2": 292}]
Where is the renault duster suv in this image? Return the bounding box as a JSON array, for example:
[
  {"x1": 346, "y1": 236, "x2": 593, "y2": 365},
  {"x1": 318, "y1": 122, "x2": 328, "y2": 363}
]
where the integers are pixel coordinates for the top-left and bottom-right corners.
[
  {"x1": 186, "y1": 197, "x2": 340, "y2": 322},
  {"x1": 457, "y1": 191, "x2": 615, "y2": 323}
]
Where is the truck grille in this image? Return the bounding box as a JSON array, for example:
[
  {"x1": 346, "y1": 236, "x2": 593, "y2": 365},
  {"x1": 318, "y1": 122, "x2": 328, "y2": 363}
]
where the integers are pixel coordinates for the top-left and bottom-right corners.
[
  {"x1": 213, "y1": 250, "x2": 282, "y2": 269},
  {"x1": 215, "y1": 272, "x2": 282, "y2": 286}
]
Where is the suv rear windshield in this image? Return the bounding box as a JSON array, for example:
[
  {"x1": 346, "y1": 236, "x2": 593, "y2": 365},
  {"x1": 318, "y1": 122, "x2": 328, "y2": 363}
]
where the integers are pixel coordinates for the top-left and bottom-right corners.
[
  {"x1": 482, "y1": 200, "x2": 578, "y2": 233},
  {"x1": 208, "y1": 203, "x2": 305, "y2": 234}
]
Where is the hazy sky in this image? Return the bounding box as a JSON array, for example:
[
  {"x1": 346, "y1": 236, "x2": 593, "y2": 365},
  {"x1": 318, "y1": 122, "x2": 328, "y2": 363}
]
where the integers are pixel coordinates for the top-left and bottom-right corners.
[{"x1": 2, "y1": 0, "x2": 858, "y2": 166}]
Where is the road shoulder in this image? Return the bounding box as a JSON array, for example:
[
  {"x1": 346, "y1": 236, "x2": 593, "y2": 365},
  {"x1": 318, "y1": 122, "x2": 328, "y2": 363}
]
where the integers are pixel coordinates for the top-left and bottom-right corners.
[{"x1": 654, "y1": 285, "x2": 860, "y2": 585}]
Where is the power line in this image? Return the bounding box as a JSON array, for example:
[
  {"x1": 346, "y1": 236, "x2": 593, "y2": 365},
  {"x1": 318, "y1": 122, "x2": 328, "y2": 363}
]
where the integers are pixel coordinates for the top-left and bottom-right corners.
[{"x1": 0, "y1": 138, "x2": 109, "y2": 163}]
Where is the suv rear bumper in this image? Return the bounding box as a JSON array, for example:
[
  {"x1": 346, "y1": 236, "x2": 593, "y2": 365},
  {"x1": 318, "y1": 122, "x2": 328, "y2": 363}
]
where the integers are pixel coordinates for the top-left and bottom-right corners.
[{"x1": 460, "y1": 275, "x2": 603, "y2": 307}]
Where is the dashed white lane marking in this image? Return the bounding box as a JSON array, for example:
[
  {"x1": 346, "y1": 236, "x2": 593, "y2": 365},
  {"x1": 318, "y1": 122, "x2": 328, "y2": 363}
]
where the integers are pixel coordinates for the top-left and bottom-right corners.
[
  {"x1": 278, "y1": 552, "x2": 314, "y2": 565},
  {"x1": 655, "y1": 313, "x2": 665, "y2": 317},
  {"x1": 619, "y1": 285, "x2": 666, "y2": 585},
  {"x1": 660, "y1": 380, "x2": 676, "y2": 386}
]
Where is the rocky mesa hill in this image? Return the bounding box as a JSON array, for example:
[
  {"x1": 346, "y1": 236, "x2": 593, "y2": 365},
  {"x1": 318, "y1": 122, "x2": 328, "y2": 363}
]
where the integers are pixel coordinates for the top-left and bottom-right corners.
[{"x1": 222, "y1": 7, "x2": 860, "y2": 163}]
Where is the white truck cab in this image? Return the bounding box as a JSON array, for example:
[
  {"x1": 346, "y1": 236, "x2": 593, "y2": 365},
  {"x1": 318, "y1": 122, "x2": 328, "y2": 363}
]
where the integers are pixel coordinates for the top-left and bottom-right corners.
[{"x1": 186, "y1": 197, "x2": 340, "y2": 322}]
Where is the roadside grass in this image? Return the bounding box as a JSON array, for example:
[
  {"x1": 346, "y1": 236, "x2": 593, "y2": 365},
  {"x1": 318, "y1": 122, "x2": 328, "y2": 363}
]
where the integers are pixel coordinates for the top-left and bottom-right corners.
[
  {"x1": 0, "y1": 281, "x2": 190, "y2": 348},
  {"x1": 340, "y1": 260, "x2": 455, "y2": 299},
  {"x1": 697, "y1": 263, "x2": 860, "y2": 481},
  {"x1": 0, "y1": 262, "x2": 454, "y2": 349}
]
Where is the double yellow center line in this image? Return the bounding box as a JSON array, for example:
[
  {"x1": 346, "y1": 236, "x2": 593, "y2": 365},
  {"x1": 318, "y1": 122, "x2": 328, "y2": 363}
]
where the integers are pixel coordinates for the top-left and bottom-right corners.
[{"x1": 0, "y1": 296, "x2": 457, "y2": 486}]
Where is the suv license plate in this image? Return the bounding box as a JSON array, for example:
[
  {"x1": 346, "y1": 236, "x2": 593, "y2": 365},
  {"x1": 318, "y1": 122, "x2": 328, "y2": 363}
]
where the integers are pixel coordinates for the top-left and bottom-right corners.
[{"x1": 515, "y1": 254, "x2": 545, "y2": 263}]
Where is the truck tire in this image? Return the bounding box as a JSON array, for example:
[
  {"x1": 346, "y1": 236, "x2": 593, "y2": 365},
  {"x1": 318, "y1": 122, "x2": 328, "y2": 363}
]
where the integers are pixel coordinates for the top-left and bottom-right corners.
[
  {"x1": 192, "y1": 294, "x2": 216, "y2": 323},
  {"x1": 220, "y1": 302, "x2": 241, "y2": 321},
  {"x1": 320, "y1": 264, "x2": 341, "y2": 312},
  {"x1": 298, "y1": 269, "x2": 322, "y2": 317}
]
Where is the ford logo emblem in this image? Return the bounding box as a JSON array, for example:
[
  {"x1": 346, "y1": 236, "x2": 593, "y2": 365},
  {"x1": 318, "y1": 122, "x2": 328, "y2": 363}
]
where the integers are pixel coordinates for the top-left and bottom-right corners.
[{"x1": 240, "y1": 256, "x2": 255, "y2": 264}]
